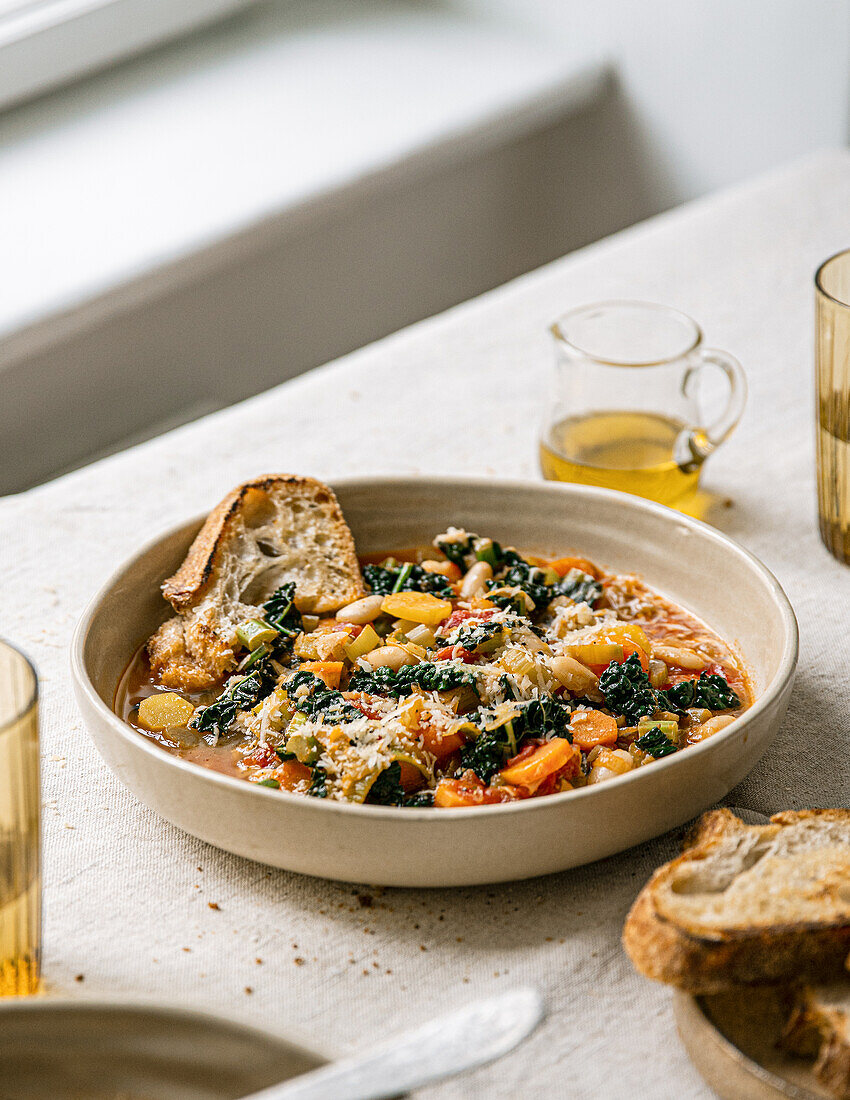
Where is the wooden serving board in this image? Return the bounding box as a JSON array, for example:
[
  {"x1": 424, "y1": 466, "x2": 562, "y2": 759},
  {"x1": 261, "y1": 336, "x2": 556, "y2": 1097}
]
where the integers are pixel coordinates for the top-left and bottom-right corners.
[{"x1": 674, "y1": 989, "x2": 832, "y2": 1100}]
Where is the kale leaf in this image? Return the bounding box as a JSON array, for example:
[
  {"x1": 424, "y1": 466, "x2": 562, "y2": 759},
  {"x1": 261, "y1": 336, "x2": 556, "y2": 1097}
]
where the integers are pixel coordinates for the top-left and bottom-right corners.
[
  {"x1": 692, "y1": 673, "x2": 741, "y2": 711},
  {"x1": 190, "y1": 697, "x2": 238, "y2": 737},
  {"x1": 403, "y1": 789, "x2": 435, "y2": 807},
  {"x1": 660, "y1": 672, "x2": 740, "y2": 713},
  {"x1": 449, "y1": 620, "x2": 504, "y2": 653},
  {"x1": 488, "y1": 556, "x2": 601, "y2": 615},
  {"x1": 598, "y1": 653, "x2": 661, "y2": 724},
  {"x1": 435, "y1": 534, "x2": 475, "y2": 567},
  {"x1": 365, "y1": 762, "x2": 405, "y2": 806},
  {"x1": 458, "y1": 697, "x2": 574, "y2": 783},
  {"x1": 511, "y1": 697, "x2": 573, "y2": 739},
  {"x1": 349, "y1": 662, "x2": 477, "y2": 697},
  {"x1": 363, "y1": 563, "x2": 452, "y2": 598},
  {"x1": 634, "y1": 727, "x2": 678, "y2": 758},
  {"x1": 495, "y1": 558, "x2": 552, "y2": 611},
  {"x1": 307, "y1": 767, "x2": 328, "y2": 798},
  {"x1": 555, "y1": 570, "x2": 603, "y2": 607},
  {"x1": 458, "y1": 725, "x2": 516, "y2": 783},
  {"x1": 262, "y1": 582, "x2": 303, "y2": 639},
  {"x1": 190, "y1": 667, "x2": 272, "y2": 736},
  {"x1": 286, "y1": 669, "x2": 362, "y2": 723}
]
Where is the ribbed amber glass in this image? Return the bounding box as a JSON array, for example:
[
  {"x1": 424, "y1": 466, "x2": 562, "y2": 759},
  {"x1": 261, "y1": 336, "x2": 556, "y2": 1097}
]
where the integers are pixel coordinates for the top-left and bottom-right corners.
[
  {"x1": 0, "y1": 640, "x2": 40, "y2": 996},
  {"x1": 815, "y1": 250, "x2": 850, "y2": 562}
]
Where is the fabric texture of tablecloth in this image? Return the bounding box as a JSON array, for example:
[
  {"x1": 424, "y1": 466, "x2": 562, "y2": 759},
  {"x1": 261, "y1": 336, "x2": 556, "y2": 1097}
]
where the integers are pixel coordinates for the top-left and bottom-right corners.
[{"x1": 2, "y1": 149, "x2": 849, "y2": 1098}]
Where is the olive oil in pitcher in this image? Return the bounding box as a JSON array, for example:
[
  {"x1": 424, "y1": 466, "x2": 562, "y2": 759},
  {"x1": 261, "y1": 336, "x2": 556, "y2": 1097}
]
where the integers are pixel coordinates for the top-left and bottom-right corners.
[{"x1": 539, "y1": 410, "x2": 707, "y2": 507}]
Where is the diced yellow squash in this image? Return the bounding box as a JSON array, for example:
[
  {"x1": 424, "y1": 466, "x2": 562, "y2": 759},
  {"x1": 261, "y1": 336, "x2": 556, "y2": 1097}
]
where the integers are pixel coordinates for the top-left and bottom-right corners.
[
  {"x1": 380, "y1": 592, "x2": 453, "y2": 625},
  {"x1": 137, "y1": 692, "x2": 195, "y2": 731},
  {"x1": 603, "y1": 622, "x2": 651, "y2": 654},
  {"x1": 567, "y1": 642, "x2": 624, "y2": 667}
]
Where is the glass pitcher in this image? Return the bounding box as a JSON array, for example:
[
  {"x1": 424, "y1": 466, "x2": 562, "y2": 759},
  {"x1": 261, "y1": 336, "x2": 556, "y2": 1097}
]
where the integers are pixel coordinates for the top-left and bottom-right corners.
[{"x1": 539, "y1": 301, "x2": 747, "y2": 508}]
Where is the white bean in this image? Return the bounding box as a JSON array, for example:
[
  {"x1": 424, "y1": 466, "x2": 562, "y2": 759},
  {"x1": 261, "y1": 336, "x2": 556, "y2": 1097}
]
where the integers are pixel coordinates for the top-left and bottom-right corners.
[
  {"x1": 653, "y1": 644, "x2": 708, "y2": 671},
  {"x1": 362, "y1": 645, "x2": 416, "y2": 671},
  {"x1": 335, "y1": 594, "x2": 385, "y2": 624},
  {"x1": 691, "y1": 714, "x2": 737, "y2": 741},
  {"x1": 460, "y1": 560, "x2": 493, "y2": 599}
]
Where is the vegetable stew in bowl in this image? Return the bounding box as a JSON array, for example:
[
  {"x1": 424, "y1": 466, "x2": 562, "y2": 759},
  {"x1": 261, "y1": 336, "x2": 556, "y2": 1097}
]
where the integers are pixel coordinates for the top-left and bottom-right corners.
[{"x1": 118, "y1": 529, "x2": 750, "y2": 808}]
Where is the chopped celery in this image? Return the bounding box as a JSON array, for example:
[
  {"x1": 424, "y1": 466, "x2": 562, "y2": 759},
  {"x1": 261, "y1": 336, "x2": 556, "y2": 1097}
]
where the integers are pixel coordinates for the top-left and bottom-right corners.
[
  {"x1": 286, "y1": 712, "x2": 309, "y2": 734},
  {"x1": 344, "y1": 624, "x2": 380, "y2": 661},
  {"x1": 391, "y1": 562, "x2": 415, "y2": 593},
  {"x1": 285, "y1": 732, "x2": 321, "y2": 765},
  {"x1": 541, "y1": 567, "x2": 560, "y2": 586},
  {"x1": 257, "y1": 778, "x2": 280, "y2": 788},
  {"x1": 474, "y1": 539, "x2": 499, "y2": 568},
  {"x1": 237, "y1": 643, "x2": 270, "y2": 672},
  {"x1": 236, "y1": 618, "x2": 279, "y2": 650},
  {"x1": 637, "y1": 716, "x2": 679, "y2": 742},
  {"x1": 406, "y1": 624, "x2": 436, "y2": 648}
]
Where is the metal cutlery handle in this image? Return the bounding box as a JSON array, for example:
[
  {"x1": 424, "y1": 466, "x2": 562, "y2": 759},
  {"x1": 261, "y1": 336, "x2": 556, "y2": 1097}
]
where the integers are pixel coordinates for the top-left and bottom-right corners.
[{"x1": 243, "y1": 987, "x2": 544, "y2": 1100}]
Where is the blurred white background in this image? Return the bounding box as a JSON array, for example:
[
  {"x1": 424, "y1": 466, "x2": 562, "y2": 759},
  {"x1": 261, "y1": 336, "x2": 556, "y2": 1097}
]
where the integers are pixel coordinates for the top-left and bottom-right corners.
[{"x1": 0, "y1": 0, "x2": 847, "y2": 492}]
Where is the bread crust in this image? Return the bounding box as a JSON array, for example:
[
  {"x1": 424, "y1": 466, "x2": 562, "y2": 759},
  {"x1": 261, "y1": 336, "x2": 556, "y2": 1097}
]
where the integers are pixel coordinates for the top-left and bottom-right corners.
[
  {"x1": 622, "y1": 809, "x2": 850, "y2": 994},
  {"x1": 147, "y1": 474, "x2": 364, "y2": 691},
  {"x1": 163, "y1": 474, "x2": 361, "y2": 612}
]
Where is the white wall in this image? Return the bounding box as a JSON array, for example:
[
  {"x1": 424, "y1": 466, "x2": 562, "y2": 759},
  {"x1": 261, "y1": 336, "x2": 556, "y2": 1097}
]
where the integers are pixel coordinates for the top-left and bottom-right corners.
[{"x1": 455, "y1": 0, "x2": 850, "y2": 206}]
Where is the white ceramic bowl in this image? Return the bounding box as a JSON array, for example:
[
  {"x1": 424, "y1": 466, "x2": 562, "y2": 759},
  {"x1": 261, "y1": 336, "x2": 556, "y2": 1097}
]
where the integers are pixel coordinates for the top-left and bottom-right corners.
[
  {"x1": 72, "y1": 477, "x2": 798, "y2": 887},
  {"x1": 0, "y1": 997, "x2": 325, "y2": 1098}
]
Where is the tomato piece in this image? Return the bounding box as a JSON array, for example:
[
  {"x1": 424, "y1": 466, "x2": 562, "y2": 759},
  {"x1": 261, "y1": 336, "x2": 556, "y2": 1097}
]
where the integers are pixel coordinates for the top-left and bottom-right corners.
[
  {"x1": 242, "y1": 744, "x2": 281, "y2": 769},
  {"x1": 396, "y1": 760, "x2": 425, "y2": 792},
  {"x1": 569, "y1": 709, "x2": 619, "y2": 750},
  {"x1": 434, "y1": 645, "x2": 477, "y2": 663},
  {"x1": 499, "y1": 738, "x2": 578, "y2": 792},
  {"x1": 344, "y1": 691, "x2": 383, "y2": 719},
  {"x1": 272, "y1": 760, "x2": 313, "y2": 790}
]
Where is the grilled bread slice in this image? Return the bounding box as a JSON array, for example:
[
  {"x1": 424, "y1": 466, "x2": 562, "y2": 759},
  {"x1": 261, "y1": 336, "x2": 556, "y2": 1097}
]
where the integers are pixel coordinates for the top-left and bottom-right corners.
[
  {"x1": 148, "y1": 475, "x2": 364, "y2": 691},
  {"x1": 782, "y1": 976, "x2": 850, "y2": 1099},
  {"x1": 622, "y1": 808, "x2": 850, "y2": 994}
]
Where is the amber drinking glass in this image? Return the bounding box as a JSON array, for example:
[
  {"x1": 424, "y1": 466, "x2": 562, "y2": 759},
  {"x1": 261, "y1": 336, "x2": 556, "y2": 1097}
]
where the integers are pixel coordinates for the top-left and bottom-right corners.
[
  {"x1": 0, "y1": 640, "x2": 40, "y2": 996},
  {"x1": 815, "y1": 249, "x2": 850, "y2": 562}
]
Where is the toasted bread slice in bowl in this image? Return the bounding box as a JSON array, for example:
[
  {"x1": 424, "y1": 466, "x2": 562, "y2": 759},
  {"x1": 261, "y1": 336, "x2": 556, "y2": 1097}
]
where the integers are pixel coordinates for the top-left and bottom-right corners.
[
  {"x1": 71, "y1": 477, "x2": 798, "y2": 887},
  {"x1": 149, "y1": 475, "x2": 364, "y2": 691}
]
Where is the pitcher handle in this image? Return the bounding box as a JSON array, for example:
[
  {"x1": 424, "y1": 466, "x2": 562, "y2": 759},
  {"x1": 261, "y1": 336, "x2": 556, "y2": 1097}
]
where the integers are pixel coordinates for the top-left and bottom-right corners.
[{"x1": 679, "y1": 349, "x2": 747, "y2": 466}]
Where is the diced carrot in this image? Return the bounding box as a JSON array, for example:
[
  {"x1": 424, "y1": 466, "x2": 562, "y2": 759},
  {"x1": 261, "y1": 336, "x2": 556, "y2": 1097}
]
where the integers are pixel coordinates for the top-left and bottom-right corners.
[
  {"x1": 272, "y1": 760, "x2": 313, "y2": 790},
  {"x1": 298, "y1": 661, "x2": 344, "y2": 689},
  {"x1": 419, "y1": 725, "x2": 466, "y2": 760},
  {"x1": 434, "y1": 774, "x2": 520, "y2": 807},
  {"x1": 498, "y1": 738, "x2": 578, "y2": 791},
  {"x1": 548, "y1": 556, "x2": 600, "y2": 579},
  {"x1": 421, "y1": 560, "x2": 463, "y2": 581},
  {"x1": 569, "y1": 710, "x2": 619, "y2": 751}
]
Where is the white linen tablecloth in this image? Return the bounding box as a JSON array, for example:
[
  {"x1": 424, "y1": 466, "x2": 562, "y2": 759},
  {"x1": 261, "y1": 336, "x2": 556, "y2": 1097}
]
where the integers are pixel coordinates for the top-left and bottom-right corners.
[{"x1": 2, "y1": 149, "x2": 850, "y2": 1098}]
